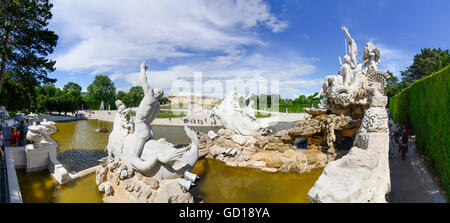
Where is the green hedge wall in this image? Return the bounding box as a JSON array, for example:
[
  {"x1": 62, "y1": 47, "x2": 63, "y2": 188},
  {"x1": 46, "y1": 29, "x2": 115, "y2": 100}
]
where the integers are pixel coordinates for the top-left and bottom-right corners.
[{"x1": 389, "y1": 65, "x2": 450, "y2": 199}]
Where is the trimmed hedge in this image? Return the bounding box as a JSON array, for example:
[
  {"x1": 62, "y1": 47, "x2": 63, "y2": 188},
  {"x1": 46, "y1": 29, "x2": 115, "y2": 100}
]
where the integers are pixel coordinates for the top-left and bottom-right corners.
[{"x1": 389, "y1": 65, "x2": 450, "y2": 199}]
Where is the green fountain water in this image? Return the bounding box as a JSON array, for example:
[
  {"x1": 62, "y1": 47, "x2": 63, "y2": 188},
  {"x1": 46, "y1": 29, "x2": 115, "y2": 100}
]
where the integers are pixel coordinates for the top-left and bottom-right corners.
[{"x1": 16, "y1": 120, "x2": 321, "y2": 203}]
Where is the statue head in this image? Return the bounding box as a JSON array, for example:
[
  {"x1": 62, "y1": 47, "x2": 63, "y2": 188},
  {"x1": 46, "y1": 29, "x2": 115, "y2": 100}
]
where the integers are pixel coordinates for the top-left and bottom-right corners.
[
  {"x1": 115, "y1": 100, "x2": 125, "y2": 111},
  {"x1": 366, "y1": 41, "x2": 373, "y2": 47},
  {"x1": 343, "y1": 55, "x2": 351, "y2": 64},
  {"x1": 154, "y1": 88, "x2": 164, "y2": 100}
]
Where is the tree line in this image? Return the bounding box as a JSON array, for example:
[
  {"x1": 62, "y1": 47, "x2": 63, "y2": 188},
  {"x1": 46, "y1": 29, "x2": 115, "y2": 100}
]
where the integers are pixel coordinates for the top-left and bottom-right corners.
[
  {"x1": 238, "y1": 93, "x2": 322, "y2": 113},
  {"x1": 385, "y1": 48, "x2": 450, "y2": 100}
]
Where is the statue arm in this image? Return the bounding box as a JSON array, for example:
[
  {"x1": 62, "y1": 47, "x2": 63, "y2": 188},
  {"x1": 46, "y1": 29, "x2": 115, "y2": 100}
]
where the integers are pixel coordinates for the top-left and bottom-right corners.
[
  {"x1": 342, "y1": 26, "x2": 353, "y2": 44},
  {"x1": 140, "y1": 62, "x2": 153, "y2": 97}
]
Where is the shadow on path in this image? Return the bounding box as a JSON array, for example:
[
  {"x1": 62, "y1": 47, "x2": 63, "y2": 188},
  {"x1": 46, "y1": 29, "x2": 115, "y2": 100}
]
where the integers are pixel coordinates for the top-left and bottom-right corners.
[{"x1": 388, "y1": 124, "x2": 447, "y2": 203}]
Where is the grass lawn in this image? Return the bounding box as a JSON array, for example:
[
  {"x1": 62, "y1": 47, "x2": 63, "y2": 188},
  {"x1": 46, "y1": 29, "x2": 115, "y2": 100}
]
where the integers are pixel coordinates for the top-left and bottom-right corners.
[
  {"x1": 256, "y1": 112, "x2": 271, "y2": 118},
  {"x1": 156, "y1": 110, "x2": 187, "y2": 118}
]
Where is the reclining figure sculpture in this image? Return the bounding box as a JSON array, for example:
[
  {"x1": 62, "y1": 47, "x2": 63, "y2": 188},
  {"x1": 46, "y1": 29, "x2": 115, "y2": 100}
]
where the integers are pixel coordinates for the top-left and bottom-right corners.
[
  {"x1": 105, "y1": 62, "x2": 199, "y2": 181},
  {"x1": 213, "y1": 90, "x2": 270, "y2": 136}
]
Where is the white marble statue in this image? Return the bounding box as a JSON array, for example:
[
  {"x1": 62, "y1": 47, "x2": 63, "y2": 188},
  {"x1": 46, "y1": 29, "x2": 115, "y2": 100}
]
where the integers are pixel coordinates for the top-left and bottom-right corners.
[
  {"x1": 105, "y1": 62, "x2": 200, "y2": 181},
  {"x1": 307, "y1": 26, "x2": 391, "y2": 203},
  {"x1": 213, "y1": 90, "x2": 269, "y2": 136},
  {"x1": 362, "y1": 41, "x2": 381, "y2": 72},
  {"x1": 315, "y1": 26, "x2": 365, "y2": 107},
  {"x1": 243, "y1": 95, "x2": 256, "y2": 121}
]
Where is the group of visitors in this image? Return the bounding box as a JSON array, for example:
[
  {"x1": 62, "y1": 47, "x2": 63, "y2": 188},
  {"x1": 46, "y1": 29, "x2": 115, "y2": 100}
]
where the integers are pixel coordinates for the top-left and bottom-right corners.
[
  {"x1": 182, "y1": 117, "x2": 217, "y2": 126},
  {"x1": 12, "y1": 120, "x2": 31, "y2": 147},
  {"x1": 392, "y1": 123, "x2": 409, "y2": 159},
  {"x1": 0, "y1": 118, "x2": 31, "y2": 159},
  {"x1": 8, "y1": 119, "x2": 31, "y2": 148}
]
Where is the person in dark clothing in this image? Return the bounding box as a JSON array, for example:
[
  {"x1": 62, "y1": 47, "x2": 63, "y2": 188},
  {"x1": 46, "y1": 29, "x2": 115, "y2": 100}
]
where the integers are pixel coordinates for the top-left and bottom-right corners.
[
  {"x1": 17, "y1": 121, "x2": 28, "y2": 146},
  {"x1": 400, "y1": 127, "x2": 408, "y2": 160}
]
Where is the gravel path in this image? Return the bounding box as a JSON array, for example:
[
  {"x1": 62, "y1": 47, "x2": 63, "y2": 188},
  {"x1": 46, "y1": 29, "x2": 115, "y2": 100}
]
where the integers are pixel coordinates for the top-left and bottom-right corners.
[{"x1": 388, "y1": 125, "x2": 447, "y2": 203}]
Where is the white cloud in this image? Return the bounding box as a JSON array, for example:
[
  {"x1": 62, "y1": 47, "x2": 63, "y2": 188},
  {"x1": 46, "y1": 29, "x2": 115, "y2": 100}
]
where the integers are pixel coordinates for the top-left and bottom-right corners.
[
  {"x1": 375, "y1": 43, "x2": 413, "y2": 76},
  {"x1": 109, "y1": 52, "x2": 319, "y2": 99},
  {"x1": 50, "y1": 0, "x2": 288, "y2": 72},
  {"x1": 49, "y1": 0, "x2": 319, "y2": 99}
]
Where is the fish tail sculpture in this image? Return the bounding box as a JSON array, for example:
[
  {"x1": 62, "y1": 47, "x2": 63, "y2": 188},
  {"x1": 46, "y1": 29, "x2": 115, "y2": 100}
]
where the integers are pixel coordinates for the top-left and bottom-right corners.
[{"x1": 180, "y1": 125, "x2": 199, "y2": 167}]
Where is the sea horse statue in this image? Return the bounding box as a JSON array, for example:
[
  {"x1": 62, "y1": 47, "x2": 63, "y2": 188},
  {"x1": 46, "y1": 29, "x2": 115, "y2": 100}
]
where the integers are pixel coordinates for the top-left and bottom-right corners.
[{"x1": 106, "y1": 62, "x2": 199, "y2": 181}]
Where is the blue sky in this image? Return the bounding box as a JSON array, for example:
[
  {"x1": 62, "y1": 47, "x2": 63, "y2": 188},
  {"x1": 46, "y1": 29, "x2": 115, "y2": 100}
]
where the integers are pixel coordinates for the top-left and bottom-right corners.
[{"x1": 47, "y1": 0, "x2": 450, "y2": 99}]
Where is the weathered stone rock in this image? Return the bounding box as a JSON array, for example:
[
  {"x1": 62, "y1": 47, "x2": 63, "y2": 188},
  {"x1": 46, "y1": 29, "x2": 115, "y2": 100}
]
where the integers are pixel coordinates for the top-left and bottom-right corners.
[
  {"x1": 262, "y1": 167, "x2": 278, "y2": 173},
  {"x1": 143, "y1": 177, "x2": 160, "y2": 190},
  {"x1": 263, "y1": 143, "x2": 280, "y2": 150},
  {"x1": 221, "y1": 129, "x2": 234, "y2": 139},
  {"x1": 232, "y1": 134, "x2": 247, "y2": 145},
  {"x1": 96, "y1": 167, "x2": 108, "y2": 186},
  {"x1": 99, "y1": 157, "x2": 195, "y2": 203},
  {"x1": 99, "y1": 182, "x2": 114, "y2": 196},
  {"x1": 207, "y1": 130, "x2": 218, "y2": 139},
  {"x1": 149, "y1": 179, "x2": 194, "y2": 203},
  {"x1": 250, "y1": 160, "x2": 266, "y2": 168}
]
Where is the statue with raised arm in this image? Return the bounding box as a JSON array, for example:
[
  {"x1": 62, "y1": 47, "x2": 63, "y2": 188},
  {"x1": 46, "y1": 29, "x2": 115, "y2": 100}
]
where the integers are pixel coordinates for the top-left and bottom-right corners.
[
  {"x1": 342, "y1": 26, "x2": 358, "y2": 69},
  {"x1": 104, "y1": 62, "x2": 201, "y2": 180}
]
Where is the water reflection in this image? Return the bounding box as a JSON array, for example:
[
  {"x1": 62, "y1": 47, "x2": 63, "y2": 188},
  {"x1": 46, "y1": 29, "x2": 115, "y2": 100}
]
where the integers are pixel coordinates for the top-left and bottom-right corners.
[
  {"x1": 17, "y1": 169, "x2": 103, "y2": 203},
  {"x1": 192, "y1": 159, "x2": 321, "y2": 203}
]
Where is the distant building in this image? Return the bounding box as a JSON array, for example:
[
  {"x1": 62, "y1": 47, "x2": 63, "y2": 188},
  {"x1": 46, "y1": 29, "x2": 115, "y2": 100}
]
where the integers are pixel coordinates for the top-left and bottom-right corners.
[{"x1": 167, "y1": 95, "x2": 219, "y2": 106}]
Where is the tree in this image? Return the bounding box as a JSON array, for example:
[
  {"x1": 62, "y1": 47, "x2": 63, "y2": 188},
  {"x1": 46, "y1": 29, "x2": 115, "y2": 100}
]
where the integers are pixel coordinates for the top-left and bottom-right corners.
[
  {"x1": 385, "y1": 70, "x2": 409, "y2": 99},
  {"x1": 400, "y1": 48, "x2": 449, "y2": 83},
  {"x1": 159, "y1": 97, "x2": 170, "y2": 105},
  {"x1": 0, "y1": 76, "x2": 31, "y2": 111},
  {"x1": 127, "y1": 86, "x2": 144, "y2": 107},
  {"x1": 0, "y1": 0, "x2": 58, "y2": 94},
  {"x1": 86, "y1": 75, "x2": 116, "y2": 110},
  {"x1": 63, "y1": 82, "x2": 82, "y2": 111},
  {"x1": 63, "y1": 82, "x2": 82, "y2": 93},
  {"x1": 115, "y1": 90, "x2": 130, "y2": 107}
]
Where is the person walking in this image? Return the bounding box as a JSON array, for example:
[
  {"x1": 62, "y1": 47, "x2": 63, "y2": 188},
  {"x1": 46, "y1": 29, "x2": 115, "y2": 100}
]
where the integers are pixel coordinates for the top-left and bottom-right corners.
[
  {"x1": 393, "y1": 123, "x2": 399, "y2": 143},
  {"x1": 10, "y1": 127, "x2": 20, "y2": 147},
  {"x1": 0, "y1": 130, "x2": 5, "y2": 158},
  {"x1": 400, "y1": 127, "x2": 408, "y2": 160}
]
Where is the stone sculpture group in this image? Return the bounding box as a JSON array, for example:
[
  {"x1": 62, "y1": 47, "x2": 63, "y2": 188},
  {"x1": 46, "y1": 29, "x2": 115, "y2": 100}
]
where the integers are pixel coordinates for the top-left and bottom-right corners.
[
  {"x1": 96, "y1": 62, "x2": 200, "y2": 203},
  {"x1": 97, "y1": 26, "x2": 391, "y2": 203},
  {"x1": 306, "y1": 26, "x2": 391, "y2": 202}
]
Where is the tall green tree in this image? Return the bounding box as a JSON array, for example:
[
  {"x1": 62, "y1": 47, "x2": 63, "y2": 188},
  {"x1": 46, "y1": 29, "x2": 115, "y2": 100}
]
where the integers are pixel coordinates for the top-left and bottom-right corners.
[
  {"x1": 115, "y1": 90, "x2": 130, "y2": 107},
  {"x1": 127, "y1": 86, "x2": 144, "y2": 107},
  {"x1": 64, "y1": 82, "x2": 82, "y2": 112},
  {"x1": 385, "y1": 70, "x2": 408, "y2": 99},
  {"x1": 63, "y1": 82, "x2": 82, "y2": 93},
  {"x1": 86, "y1": 75, "x2": 116, "y2": 110},
  {"x1": 159, "y1": 97, "x2": 170, "y2": 105},
  {"x1": 400, "y1": 48, "x2": 450, "y2": 83},
  {"x1": 0, "y1": 0, "x2": 58, "y2": 94}
]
